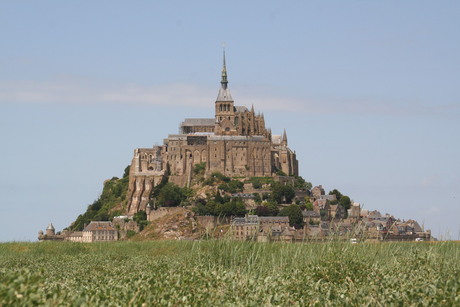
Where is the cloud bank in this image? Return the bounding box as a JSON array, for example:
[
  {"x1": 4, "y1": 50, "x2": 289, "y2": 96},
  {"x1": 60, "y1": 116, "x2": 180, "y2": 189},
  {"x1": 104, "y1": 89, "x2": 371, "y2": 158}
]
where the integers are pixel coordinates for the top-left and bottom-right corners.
[{"x1": 0, "y1": 78, "x2": 457, "y2": 118}]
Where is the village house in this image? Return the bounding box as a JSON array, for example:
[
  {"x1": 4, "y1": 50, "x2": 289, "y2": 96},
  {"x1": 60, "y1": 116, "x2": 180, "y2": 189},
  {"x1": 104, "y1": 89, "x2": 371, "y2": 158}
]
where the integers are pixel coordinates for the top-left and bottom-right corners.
[
  {"x1": 82, "y1": 221, "x2": 118, "y2": 243},
  {"x1": 231, "y1": 215, "x2": 291, "y2": 241},
  {"x1": 302, "y1": 210, "x2": 321, "y2": 225}
]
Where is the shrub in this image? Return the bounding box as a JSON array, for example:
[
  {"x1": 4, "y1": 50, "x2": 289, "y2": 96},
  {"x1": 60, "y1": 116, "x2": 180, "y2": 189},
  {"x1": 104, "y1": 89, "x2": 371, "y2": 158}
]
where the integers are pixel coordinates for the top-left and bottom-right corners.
[
  {"x1": 218, "y1": 180, "x2": 244, "y2": 194},
  {"x1": 279, "y1": 204, "x2": 304, "y2": 228},
  {"x1": 193, "y1": 162, "x2": 206, "y2": 175}
]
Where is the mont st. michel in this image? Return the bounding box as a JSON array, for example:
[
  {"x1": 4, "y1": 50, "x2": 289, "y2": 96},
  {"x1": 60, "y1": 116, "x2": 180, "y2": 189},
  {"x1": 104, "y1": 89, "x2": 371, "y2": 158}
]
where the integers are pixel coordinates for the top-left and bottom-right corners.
[{"x1": 39, "y1": 53, "x2": 431, "y2": 243}]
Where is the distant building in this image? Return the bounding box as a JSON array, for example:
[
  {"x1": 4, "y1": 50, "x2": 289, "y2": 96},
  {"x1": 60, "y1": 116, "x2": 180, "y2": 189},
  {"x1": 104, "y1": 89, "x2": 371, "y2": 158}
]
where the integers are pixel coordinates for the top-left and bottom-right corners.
[
  {"x1": 311, "y1": 185, "x2": 325, "y2": 200},
  {"x1": 231, "y1": 215, "x2": 290, "y2": 241},
  {"x1": 82, "y1": 221, "x2": 118, "y2": 242},
  {"x1": 38, "y1": 223, "x2": 64, "y2": 241},
  {"x1": 302, "y1": 210, "x2": 321, "y2": 225}
]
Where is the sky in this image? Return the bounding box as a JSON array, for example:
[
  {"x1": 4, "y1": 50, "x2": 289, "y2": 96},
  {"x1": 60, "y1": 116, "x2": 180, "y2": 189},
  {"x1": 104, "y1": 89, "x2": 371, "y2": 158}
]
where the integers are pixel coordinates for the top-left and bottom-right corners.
[{"x1": 1, "y1": 1, "x2": 459, "y2": 242}]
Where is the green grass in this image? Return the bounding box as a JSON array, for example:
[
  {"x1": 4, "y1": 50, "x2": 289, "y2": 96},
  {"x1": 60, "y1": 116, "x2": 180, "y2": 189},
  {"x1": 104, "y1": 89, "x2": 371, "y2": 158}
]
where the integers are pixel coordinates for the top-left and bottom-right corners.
[{"x1": 1, "y1": 240, "x2": 459, "y2": 306}]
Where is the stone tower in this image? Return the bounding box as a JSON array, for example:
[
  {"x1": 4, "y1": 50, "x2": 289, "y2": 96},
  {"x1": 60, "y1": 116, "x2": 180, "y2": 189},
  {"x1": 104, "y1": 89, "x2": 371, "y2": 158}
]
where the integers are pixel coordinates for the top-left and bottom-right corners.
[
  {"x1": 45, "y1": 223, "x2": 55, "y2": 236},
  {"x1": 214, "y1": 50, "x2": 237, "y2": 135}
]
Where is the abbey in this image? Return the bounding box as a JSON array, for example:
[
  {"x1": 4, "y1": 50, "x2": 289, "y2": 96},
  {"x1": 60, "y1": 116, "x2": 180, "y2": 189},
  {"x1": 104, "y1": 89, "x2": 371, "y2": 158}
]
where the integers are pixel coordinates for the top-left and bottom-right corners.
[{"x1": 127, "y1": 54, "x2": 298, "y2": 214}]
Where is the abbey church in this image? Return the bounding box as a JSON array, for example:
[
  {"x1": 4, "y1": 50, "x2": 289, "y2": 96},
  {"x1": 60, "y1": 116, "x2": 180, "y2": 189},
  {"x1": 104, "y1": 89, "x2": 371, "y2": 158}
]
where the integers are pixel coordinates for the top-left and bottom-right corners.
[{"x1": 127, "y1": 53, "x2": 298, "y2": 215}]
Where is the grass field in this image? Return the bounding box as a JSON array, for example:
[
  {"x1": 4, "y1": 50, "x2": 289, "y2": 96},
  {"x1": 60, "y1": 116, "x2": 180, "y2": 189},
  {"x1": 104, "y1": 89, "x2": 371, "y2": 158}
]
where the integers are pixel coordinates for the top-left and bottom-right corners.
[{"x1": 1, "y1": 240, "x2": 459, "y2": 306}]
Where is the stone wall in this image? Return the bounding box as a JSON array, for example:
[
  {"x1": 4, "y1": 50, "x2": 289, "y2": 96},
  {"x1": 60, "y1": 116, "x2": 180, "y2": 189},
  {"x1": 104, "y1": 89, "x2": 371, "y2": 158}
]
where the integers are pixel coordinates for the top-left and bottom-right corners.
[
  {"x1": 196, "y1": 216, "x2": 231, "y2": 230},
  {"x1": 147, "y1": 207, "x2": 187, "y2": 222}
]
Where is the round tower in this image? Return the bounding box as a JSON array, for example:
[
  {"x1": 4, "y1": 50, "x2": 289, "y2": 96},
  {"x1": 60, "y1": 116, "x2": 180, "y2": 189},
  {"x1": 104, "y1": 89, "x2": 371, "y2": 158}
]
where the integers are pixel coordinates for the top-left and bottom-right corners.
[{"x1": 45, "y1": 223, "x2": 55, "y2": 236}]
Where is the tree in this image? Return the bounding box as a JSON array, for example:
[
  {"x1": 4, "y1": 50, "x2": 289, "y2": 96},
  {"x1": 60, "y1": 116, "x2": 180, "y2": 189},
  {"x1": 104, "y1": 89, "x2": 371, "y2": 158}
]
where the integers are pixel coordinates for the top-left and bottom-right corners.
[
  {"x1": 271, "y1": 182, "x2": 295, "y2": 204},
  {"x1": 266, "y1": 202, "x2": 280, "y2": 216},
  {"x1": 215, "y1": 199, "x2": 246, "y2": 216},
  {"x1": 252, "y1": 193, "x2": 262, "y2": 203},
  {"x1": 193, "y1": 162, "x2": 206, "y2": 175},
  {"x1": 279, "y1": 205, "x2": 304, "y2": 229},
  {"x1": 255, "y1": 205, "x2": 270, "y2": 216},
  {"x1": 339, "y1": 196, "x2": 351, "y2": 210},
  {"x1": 123, "y1": 165, "x2": 130, "y2": 178},
  {"x1": 328, "y1": 189, "x2": 343, "y2": 201},
  {"x1": 339, "y1": 196, "x2": 351, "y2": 218},
  {"x1": 157, "y1": 183, "x2": 185, "y2": 207},
  {"x1": 215, "y1": 192, "x2": 224, "y2": 204},
  {"x1": 133, "y1": 210, "x2": 149, "y2": 231},
  {"x1": 150, "y1": 163, "x2": 170, "y2": 199},
  {"x1": 304, "y1": 200, "x2": 314, "y2": 211},
  {"x1": 255, "y1": 202, "x2": 279, "y2": 217},
  {"x1": 218, "y1": 180, "x2": 244, "y2": 193},
  {"x1": 294, "y1": 176, "x2": 312, "y2": 191}
]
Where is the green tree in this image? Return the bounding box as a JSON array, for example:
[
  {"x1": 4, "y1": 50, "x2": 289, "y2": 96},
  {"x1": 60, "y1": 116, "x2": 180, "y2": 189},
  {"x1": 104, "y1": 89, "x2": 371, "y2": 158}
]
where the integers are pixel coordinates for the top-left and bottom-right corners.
[
  {"x1": 255, "y1": 205, "x2": 270, "y2": 216},
  {"x1": 271, "y1": 182, "x2": 295, "y2": 204},
  {"x1": 151, "y1": 163, "x2": 170, "y2": 199},
  {"x1": 252, "y1": 193, "x2": 262, "y2": 203},
  {"x1": 339, "y1": 196, "x2": 351, "y2": 210},
  {"x1": 338, "y1": 196, "x2": 351, "y2": 218},
  {"x1": 294, "y1": 176, "x2": 312, "y2": 191},
  {"x1": 133, "y1": 210, "x2": 149, "y2": 231},
  {"x1": 157, "y1": 183, "x2": 186, "y2": 207},
  {"x1": 251, "y1": 178, "x2": 263, "y2": 189},
  {"x1": 304, "y1": 201, "x2": 314, "y2": 211},
  {"x1": 123, "y1": 165, "x2": 130, "y2": 178},
  {"x1": 266, "y1": 201, "x2": 280, "y2": 216},
  {"x1": 279, "y1": 205, "x2": 304, "y2": 229},
  {"x1": 215, "y1": 199, "x2": 246, "y2": 216},
  {"x1": 193, "y1": 162, "x2": 206, "y2": 175},
  {"x1": 218, "y1": 180, "x2": 244, "y2": 193},
  {"x1": 328, "y1": 189, "x2": 343, "y2": 201}
]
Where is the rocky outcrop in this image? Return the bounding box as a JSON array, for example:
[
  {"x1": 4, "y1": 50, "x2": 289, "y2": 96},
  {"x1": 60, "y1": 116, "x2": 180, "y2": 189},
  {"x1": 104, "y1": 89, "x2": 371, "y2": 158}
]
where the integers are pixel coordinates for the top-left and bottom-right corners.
[{"x1": 136, "y1": 208, "x2": 203, "y2": 240}]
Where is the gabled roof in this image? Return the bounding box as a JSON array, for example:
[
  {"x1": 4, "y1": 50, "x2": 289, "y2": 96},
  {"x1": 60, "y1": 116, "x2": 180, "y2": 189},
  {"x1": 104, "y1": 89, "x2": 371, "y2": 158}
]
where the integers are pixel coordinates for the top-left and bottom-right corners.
[
  {"x1": 259, "y1": 216, "x2": 289, "y2": 222},
  {"x1": 234, "y1": 106, "x2": 248, "y2": 113},
  {"x1": 83, "y1": 221, "x2": 116, "y2": 232},
  {"x1": 181, "y1": 118, "x2": 215, "y2": 126},
  {"x1": 302, "y1": 210, "x2": 320, "y2": 217}
]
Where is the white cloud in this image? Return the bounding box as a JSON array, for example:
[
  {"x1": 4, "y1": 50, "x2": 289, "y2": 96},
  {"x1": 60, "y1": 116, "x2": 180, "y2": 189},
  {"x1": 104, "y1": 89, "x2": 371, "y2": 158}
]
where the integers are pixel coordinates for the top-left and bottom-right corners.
[
  {"x1": 0, "y1": 77, "x2": 457, "y2": 117},
  {"x1": 0, "y1": 78, "x2": 214, "y2": 108}
]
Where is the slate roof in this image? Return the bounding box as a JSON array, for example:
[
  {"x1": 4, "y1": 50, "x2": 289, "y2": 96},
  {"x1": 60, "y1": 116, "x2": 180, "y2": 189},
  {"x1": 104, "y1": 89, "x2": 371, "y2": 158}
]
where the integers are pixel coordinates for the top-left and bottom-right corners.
[
  {"x1": 181, "y1": 118, "x2": 215, "y2": 126},
  {"x1": 302, "y1": 210, "x2": 320, "y2": 218},
  {"x1": 216, "y1": 87, "x2": 233, "y2": 102},
  {"x1": 234, "y1": 106, "x2": 248, "y2": 113},
  {"x1": 83, "y1": 221, "x2": 116, "y2": 232},
  {"x1": 259, "y1": 216, "x2": 289, "y2": 222}
]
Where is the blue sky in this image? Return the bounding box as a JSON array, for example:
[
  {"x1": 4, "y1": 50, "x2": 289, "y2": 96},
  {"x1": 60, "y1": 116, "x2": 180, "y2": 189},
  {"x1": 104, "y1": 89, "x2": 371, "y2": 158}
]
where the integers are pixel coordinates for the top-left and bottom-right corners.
[{"x1": 1, "y1": 1, "x2": 459, "y2": 241}]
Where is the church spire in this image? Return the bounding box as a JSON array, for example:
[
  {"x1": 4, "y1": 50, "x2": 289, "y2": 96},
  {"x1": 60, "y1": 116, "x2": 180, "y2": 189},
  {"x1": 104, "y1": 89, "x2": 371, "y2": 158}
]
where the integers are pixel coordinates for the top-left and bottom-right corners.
[
  {"x1": 221, "y1": 48, "x2": 228, "y2": 89},
  {"x1": 216, "y1": 47, "x2": 233, "y2": 102},
  {"x1": 282, "y1": 129, "x2": 288, "y2": 146}
]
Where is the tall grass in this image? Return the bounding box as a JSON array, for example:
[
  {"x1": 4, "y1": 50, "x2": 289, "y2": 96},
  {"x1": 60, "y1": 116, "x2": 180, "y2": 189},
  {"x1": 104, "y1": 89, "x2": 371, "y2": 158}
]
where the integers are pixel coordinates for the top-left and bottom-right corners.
[{"x1": 1, "y1": 240, "x2": 459, "y2": 306}]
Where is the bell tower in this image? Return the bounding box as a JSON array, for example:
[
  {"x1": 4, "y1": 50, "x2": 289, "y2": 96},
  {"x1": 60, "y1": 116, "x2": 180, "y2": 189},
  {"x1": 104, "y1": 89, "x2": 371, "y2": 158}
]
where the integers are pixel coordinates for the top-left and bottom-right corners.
[{"x1": 215, "y1": 49, "x2": 236, "y2": 135}]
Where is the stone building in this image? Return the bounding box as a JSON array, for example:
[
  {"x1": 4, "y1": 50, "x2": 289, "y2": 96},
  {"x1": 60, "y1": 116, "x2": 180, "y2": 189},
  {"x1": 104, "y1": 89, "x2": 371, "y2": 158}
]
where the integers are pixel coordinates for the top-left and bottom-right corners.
[
  {"x1": 127, "y1": 53, "x2": 299, "y2": 215},
  {"x1": 38, "y1": 223, "x2": 64, "y2": 241},
  {"x1": 231, "y1": 215, "x2": 291, "y2": 241},
  {"x1": 82, "y1": 221, "x2": 118, "y2": 243}
]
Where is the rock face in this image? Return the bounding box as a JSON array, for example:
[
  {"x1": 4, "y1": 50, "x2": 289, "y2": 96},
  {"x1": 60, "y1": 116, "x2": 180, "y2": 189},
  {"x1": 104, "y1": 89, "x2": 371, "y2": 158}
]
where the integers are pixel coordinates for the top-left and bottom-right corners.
[
  {"x1": 136, "y1": 207, "x2": 203, "y2": 240},
  {"x1": 126, "y1": 152, "x2": 164, "y2": 215}
]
